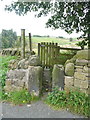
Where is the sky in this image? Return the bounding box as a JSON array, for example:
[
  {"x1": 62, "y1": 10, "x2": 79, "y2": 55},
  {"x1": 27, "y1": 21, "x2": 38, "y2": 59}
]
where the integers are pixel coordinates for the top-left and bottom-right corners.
[{"x1": 0, "y1": 0, "x2": 83, "y2": 38}]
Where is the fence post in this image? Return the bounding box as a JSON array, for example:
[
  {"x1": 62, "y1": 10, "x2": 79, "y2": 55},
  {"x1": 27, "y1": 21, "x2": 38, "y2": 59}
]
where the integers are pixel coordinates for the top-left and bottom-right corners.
[
  {"x1": 29, "y1": 33, "x2": 32, "y2": 51},
  {"x1": 21, "y1": 29, "x2": 25, "y2": 59},
  {"x1": 38, "y1": 43, "x2": 40, "y2": 57}
]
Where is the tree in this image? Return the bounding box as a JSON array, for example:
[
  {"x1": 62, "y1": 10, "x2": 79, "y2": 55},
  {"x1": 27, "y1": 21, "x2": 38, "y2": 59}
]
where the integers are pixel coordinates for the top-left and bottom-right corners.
[
  {"x1": 5, "y1": 1, "x2": 90, "y2": 49},
  {"x1": 1, "y1": 29, "x2": 17, "y2": 48}
]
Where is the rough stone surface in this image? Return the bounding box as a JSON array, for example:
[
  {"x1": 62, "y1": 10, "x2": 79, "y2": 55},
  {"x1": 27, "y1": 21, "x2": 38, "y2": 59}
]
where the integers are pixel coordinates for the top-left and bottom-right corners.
[
  {"x1": 64, "y1": 76, "x2": 74, "y2": 86},
  {"x1": 52, "y1": 64, "x2": 64, "y2": 90},
  {"x1": 64, "y1": 50, "x2": 89, "y2": 94},
  {"x1": 18, "y1": 59, "x2": 26, "y2": 69},
  {"x1": 28, "y1": 55, "x2": 41, "y2": 66},
  {"x1": 5, "y1": 66, "x2": 43, "y2": 96},
  {"x1": 74, "y1": 79, "x2": 88, "y2": 89},
  {"x1": 8, "y1": 59, "x2": 19, "y2": 70},
  {"x1": 75, "y1": 50, "x2": 89, "y2": 60},
  {"x1": 27, "y1": 66, "x2": 43, "y2": 96},
  {"x1": 43, "y1": 68, "x2": 52, "y2": 92},
  {"x1": 75, "y1": 59, "x2": 88, "y2": 66},
  {"x1": 6, "y1": 69, "x2": 26, "y2": 80},
  {"x1": 74, "y1": 72, "x2": 87, "y2": 80},
  {"x1": 83, "y1": 66, "x2": 90, "y2": 73},
  {"x1": 75, "y1": 68, "x2": 83, "y2": 72},
  {"x1": 65, "y1": 63, "x2": 74, "y2": 76}
]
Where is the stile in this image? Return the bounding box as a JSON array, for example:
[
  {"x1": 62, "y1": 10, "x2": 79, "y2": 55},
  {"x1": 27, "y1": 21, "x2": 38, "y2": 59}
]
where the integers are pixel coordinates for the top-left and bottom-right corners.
[{"x1": 38, "y1": 42, "x2": 60, "y2": 68}]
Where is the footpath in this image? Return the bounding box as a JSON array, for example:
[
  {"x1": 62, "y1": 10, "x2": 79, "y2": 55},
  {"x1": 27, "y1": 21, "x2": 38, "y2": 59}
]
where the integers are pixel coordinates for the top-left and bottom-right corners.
[{"x1": 0, "y1": 101, "x2": 86, "y2": 119}]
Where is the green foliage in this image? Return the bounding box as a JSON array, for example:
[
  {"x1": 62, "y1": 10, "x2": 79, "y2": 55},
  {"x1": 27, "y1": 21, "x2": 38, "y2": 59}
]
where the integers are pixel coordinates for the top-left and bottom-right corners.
[
  {"x1": 0, "y1": 89, "x2": 40, "y2": 105},
  {"x1": 0, "y1": 56, "x2": 17, "y2": 88},
  {"x1": 5, "y1": 2, "x2": 90, "y2": 48},
  {"x1": 0, "y1": 89, "x2": 31, "y2": 104},
  {"x1": 1, "y1": 29, "x2": 17, "y2": 48},
  {"x1": 45, "y1": 87, "x2": 89, "y2": 117},
  {"x1": 76, "y1": 40, "x2": 87, "y2": 49}
]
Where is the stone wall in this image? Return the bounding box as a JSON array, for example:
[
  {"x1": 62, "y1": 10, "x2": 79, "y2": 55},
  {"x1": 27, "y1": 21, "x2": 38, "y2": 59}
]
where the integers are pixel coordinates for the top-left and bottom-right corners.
[
  {"x1": 4, "y1": 55, "x2": 43, "y2": 96},
  {"x1": 1, "y1": 49, "x2": 35, "y2": 56},
  {"x1": 64, "y1": 50, "x2": 90, "y2": 94},
  {"x1": 5, "y1": 66, "x2": 43, "y2": 96},
  {"x1": 4, "y1": 49, "x2": 90, "y2": 95}
]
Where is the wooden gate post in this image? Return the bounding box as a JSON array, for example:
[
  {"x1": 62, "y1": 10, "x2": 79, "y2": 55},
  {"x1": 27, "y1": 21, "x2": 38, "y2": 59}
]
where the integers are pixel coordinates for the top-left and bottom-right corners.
[
  {"x1": 21, "y1": 29, "x2": 25, "y2": 58},
  {"x1": 29, "y1": 33, "x2": 32, "y2": 51}
]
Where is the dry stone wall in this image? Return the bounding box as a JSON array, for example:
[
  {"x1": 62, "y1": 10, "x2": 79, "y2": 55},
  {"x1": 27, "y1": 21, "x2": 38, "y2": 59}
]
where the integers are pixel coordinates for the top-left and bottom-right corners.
[
  {"x1": 64, "y1": 50, "x2": 90, "y2": 94},
  {"x1": 5, "y1": 66, "x2": 43, "y2": 96},
  {"x1": 4, "y1": 55, "x2": 43, "y2": 96}
]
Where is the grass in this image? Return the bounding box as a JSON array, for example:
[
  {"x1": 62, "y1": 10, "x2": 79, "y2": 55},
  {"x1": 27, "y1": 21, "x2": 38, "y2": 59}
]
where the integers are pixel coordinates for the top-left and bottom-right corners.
[
  {"x1": 0, "y1": 55, "x2": 17, "y2": 89},
  {"x1": 0, "y1": 89, "x2": 40, "y2": 105},
  {"x1": 0, "y1": 55, "x2": 40, "y2": 105},
  {"x1": 17, "y1": 36, "x2": 80, "y2": 54},
  {"x1": 45, "y1": 87, "x2": 89, "y2": 117}
]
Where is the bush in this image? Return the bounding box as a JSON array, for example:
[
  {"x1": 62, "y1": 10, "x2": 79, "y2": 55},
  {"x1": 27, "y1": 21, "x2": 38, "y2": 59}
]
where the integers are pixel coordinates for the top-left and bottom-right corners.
[{"x1": 45, "y1": 87, "x2": 89, "y2": 117}]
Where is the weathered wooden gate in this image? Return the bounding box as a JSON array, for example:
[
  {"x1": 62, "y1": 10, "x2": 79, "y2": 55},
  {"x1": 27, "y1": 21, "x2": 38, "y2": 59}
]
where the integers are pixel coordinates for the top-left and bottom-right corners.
[{"x1": 38, "y1": 42, "x2": 60, "y2": 68}]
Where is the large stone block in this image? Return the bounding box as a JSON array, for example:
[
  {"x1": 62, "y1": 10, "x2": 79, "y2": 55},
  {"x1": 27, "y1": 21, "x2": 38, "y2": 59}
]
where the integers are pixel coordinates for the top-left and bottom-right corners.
[
  {"x1": 75, "y1": 65, "x2": 83, "y2": 69},
  {"x1": 5, "y1": 66, "x2": 43, "y2": 96},
  {"x1": 65, "y1": 63, "x2": 74, "y2": 76},
  {"x1": 7, "y1": 69, "x2": 26, "y2": 80},
  {"x1": 75, "y1": 50, "x2": 89, "y2": 60},
  {"x1": 26, "y1": 66, "x2": 43, "y2": 96},
  {"x1": 75, "y1": 68, "x2": 83, "y2": 72},
  {"x1": 65, "y1": 76, "x2": 74, "y2": 86},
  {"x1": 75, "y1": 59, "x2": 88, "y2": 66},
  {"x1": 64, "y1": 85, "x2": 80, "y2": 92},
  {"x1": 74, "y1": 79, "x2": 88, "y2": 89},
  {"x1": 52, "y1": 64, "x2": 64, "y2": 90},
  {"x1": 74, "y1": 72, "x2": 88, "y2": 80}
]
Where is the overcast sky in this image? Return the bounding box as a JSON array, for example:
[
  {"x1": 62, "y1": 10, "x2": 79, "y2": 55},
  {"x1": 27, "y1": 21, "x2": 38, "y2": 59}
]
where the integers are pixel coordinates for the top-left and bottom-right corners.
[{"x1": 0, "y1": 0, "x2": 83, "y2": 38}]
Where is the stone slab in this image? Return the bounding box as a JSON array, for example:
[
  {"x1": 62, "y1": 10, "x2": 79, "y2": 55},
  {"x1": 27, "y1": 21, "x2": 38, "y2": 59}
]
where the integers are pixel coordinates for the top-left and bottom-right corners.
[{"x1": 64, "y1": 76, "x2": 74, "y2": 86}]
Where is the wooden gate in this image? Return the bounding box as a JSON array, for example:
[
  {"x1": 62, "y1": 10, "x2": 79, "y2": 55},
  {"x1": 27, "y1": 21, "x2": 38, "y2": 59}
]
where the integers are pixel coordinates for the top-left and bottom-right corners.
[{"x1": 38, "y1": 42, "x2": 60, "y2": 68}]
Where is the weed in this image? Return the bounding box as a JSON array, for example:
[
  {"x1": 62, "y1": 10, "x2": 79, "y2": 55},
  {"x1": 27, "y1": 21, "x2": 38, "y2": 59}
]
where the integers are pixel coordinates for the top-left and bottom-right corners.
[
  {"x1": 45, "y1": 87, "x2": 89, "y2": 117},
  {"x1": 0, "y1": 56, "x2": 17, "y2": 88}
]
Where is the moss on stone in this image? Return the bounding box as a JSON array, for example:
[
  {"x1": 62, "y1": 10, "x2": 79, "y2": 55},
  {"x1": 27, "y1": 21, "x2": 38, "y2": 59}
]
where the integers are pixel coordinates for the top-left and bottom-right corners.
[
  {"x1": 64, "y1": 50, "x2": 89, "y2": 67},
  {"x1": 65, "y1": 63, "x2": 74, "y2": 76}
]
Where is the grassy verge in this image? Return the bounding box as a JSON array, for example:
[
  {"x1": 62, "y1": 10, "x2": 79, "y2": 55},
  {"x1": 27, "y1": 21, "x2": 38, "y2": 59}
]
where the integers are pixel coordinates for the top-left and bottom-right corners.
[
  {"x1": 45, "y1": 87, "x2": 89, "y2": 117},
  {"x1": 0, "y1": 89, "x2": 40, "y2": 105}
]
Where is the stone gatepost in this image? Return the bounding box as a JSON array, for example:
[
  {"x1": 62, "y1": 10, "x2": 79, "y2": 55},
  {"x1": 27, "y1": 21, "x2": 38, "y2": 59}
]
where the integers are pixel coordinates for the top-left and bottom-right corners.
[{"x1": 52, "y1": 64, "x2": 64, "y2": 90}]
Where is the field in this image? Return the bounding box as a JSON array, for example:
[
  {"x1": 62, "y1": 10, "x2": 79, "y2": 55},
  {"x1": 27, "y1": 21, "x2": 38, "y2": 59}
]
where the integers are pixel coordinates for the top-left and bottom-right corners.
[{"x1": 17, "y1": 36, "x2": 80, "y2": 54}]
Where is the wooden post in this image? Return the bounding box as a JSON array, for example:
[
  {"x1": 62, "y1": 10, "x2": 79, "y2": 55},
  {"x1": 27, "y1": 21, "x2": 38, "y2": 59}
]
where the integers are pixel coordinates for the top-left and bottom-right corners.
[
  {"x1": 38, "y1": 43, "x2": 40, "y2": 57},
  {"x1": 29, "y1": 33, "x2": 32, "y2": 51},
  {"x1": 21, "y1": 29, "x2": 25, "y2": 58}
]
